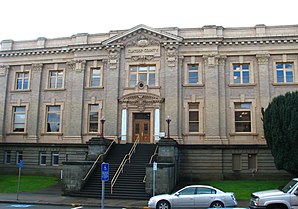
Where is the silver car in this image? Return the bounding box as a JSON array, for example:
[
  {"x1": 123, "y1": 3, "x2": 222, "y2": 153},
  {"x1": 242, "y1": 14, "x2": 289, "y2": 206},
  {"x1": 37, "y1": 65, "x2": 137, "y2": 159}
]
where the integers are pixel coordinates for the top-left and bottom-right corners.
[{"x1": 148, "y1": 185, "x2": 238, "y2": 209}]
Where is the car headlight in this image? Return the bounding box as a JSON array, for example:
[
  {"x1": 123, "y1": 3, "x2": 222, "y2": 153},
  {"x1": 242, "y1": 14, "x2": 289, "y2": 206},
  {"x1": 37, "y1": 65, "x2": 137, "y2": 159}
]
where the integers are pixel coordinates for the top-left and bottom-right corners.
[{"x1": 250, "y1": 197, "x2": 260, "y2": 206}]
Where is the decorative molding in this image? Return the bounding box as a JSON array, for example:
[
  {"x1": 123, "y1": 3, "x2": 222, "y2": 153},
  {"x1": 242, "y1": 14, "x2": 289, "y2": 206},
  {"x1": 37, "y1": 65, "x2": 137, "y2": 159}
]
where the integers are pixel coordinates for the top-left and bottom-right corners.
[
  {"x1": 0, "y1": 65, "x2": 9, "y2": 77},
  {"x1": 131, "y1": 55, "x2": 154, "y2": 63},
  {"x1": 256, "y1": 54, "x2": 270, "y2": 65},
  {"x1": 67, "y1": 60, "x2": 86, "y2": 73},
  {"x1": 31, "y1": 63, "x2": 43, "y2": 72},
  {"x1": 107, "y1": 48, "x2": 120, "y2": 70},
  {"x1": 126, "y1": 35, "x2": 160, "y2": 47},
  {"x1": 119, "y1": 93, "x2": 164, "y2": 112},
  {"x1": 203, "y1": 54, "x2": 220, "y2": 67},
  {"x1": 164, "y1": 44, "x2": 179, "y2": 68}
]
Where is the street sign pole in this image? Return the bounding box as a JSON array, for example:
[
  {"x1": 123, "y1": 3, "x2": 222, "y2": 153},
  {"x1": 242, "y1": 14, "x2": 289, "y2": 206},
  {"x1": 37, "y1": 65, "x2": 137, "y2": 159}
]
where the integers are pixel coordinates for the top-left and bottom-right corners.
[
  {"x1": 17, "y1": 160, "x2": 23, "y2": 200},
  {"x1": 101, "y1": 162, "x2": 109, "y2": 209},
  {"x1": 153, "y1": 161, "x2": 157, "y2": 196}
]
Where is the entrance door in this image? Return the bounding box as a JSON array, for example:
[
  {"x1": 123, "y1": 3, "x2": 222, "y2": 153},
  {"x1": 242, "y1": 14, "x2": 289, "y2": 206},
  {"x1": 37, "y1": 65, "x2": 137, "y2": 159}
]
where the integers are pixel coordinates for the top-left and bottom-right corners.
[{"x1": 133, "y1": 113, "x2": 150, "y2": 143}]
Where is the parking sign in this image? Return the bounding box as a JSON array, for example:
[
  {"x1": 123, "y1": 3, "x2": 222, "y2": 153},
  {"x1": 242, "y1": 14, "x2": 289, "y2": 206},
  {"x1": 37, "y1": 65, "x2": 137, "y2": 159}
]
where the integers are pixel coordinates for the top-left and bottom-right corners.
[{"x1": 101, "y1": 162, "x2": 109, "y2": 181}]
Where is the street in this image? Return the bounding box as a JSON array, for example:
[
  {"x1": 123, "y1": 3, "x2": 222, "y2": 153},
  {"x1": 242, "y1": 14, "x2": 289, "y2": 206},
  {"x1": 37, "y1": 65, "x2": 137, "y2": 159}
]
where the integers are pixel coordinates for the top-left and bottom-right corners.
[{"x1": 0, "y1": 203, "x2": 125, "y2": 209}]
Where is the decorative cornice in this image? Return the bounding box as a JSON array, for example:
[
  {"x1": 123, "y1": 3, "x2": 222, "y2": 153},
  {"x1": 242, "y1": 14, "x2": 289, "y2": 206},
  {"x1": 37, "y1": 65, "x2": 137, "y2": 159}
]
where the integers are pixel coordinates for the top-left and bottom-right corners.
[{"x1": 119, "y1": 93, "x2": 164, "y2": 112}]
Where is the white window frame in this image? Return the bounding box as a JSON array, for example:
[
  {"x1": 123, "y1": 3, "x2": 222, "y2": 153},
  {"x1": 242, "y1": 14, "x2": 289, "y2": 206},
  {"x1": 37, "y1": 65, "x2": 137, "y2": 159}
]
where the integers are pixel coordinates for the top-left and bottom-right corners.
[
  {"x1": 128, "y1": 65, "x2": 156, "y2": 87},
  {"x1": 12, "y1": 106, "x2": 27, "y2": 133},
  {"x1": 184, "y1": 100, "x2": 204, "y2": 135},
  {"x1": 46, "y1": 105, "x2": 62, "y2": 133},
  {"x1": 43, "y1": 102, "x2": 64, "y2": 134},
  {"x1": 13, "y1": 65, "x2": 31, "y2": 91},
  {"x1": 88, "y1": 104, "x2": 100, "y2": 133},
  {"x1": 84, "y1": 100, "x2": 103, "y2": 135},
  {"x1": 47, "y1": 64, "x2": 65, "y2": 90},
  {"x1": 230, "y1": 99, "x2": 256, "y2": 135},
  {"x1": 51, "y1": 152, "x2": 59, "y2": 166},
  {"x1": 4, "y1": 151, "x2": 11, "y2": 164},
  {"x1": 89, "y1": 66, "x2": 103, "y2": 87},
  {"x1": 39, "y1": 151, "x2": 47, "y2": 166},
  {"x1": 274, "y1": 62, "x2": 295, "y2": 84},
  {"x1": 229, "y1": 59, "x2": 254, "y2": 85},
  {"x1": 16, "y1": 151, "x2": 23, "y2": 165}
]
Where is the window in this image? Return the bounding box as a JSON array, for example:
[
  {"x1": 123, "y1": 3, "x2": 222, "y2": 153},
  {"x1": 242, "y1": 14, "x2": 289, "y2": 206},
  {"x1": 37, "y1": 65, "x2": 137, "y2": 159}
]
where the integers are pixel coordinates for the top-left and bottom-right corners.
[
  {"x1": 39, "y1": 152, "x2": 46, "y2": 166},
  {"x1": 4, "y1": 151, "x2": 11, "y2": 164},
  {"x1": 187, "y1": 64, "x2": 199, "y2": 84},
  {"x1": 12, "y1": 106, "x2": 26, "y2": 132},
  {"x1": 248, "y1": 154, "x2": 257, "y2": 170},
  {"x1": 189, "y1": 103, "x2": 199, "y2": 133},
  {"x1": 234, "y1": 103, "x2": 252, "y2": 132},
  {"x1": 51, "y1": 152, "x2": 59, "y2": 166},
  {"x1": 88, "y1": 104, "x2": 99, "y2": 132},
  {"x1": 90, "y1": 67, "x2": 102, "y2": 87},
  {"x1": 179, "y1": 187, "x2": 196, "y2": 195},
  {"x1": 16, "y1": 72, "x2": 29, "y2": 90},
  {"x1": 276, "y1": 62, "x2": 294, "y2": 83},
  {"x1": 46, "y1": 105, "x2": 61, "y2": 133},
  {"x1": 232, "y1": 154, "x2": 241, "y2": 171},
  {"x1": 49, "y1": 70, "x2": 64, "y2": 89},
  {"x1": 16, "y1": 151, "x2": 23, "y2": 164},
  {"x1": 233, "y1": 64, "x2": 250, "y2": 84},
  {"x1": 129, "y1": 65, "x2": 156, "y2": 87},
  {"x1": 197, "y1": 187, "x2": 216, "y2": 194}
]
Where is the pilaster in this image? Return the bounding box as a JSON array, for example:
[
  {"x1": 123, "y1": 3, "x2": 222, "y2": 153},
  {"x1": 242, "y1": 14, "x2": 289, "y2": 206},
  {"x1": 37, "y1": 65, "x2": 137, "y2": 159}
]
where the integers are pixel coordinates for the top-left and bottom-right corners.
[
  {"x1": 0, "y1": 65, "x2": 9, "y2": 141},
  {"x1": 27, "y1": 63, "x2": 43, "y2": 142},
  {"x1": 203, "y1": 54, "x2": 220, "y2": 140}
]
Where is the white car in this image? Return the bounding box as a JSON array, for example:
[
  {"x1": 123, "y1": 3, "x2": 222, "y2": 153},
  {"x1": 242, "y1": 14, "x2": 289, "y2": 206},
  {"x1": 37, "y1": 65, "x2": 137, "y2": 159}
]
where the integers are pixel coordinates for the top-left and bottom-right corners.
[{"x1": 148, "y1": 185, "x2": 238, "y2": 209}]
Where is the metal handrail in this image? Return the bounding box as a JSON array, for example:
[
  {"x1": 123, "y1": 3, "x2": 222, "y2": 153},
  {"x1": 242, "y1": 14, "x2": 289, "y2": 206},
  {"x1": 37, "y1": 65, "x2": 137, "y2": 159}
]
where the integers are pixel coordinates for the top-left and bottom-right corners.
[
  {"x1": 143, "y1": 145, "x2": 158, "y2": 183},
  {"x1": 111, "y1": 135, "x2": 139, "y2": 193},
  {"x1": 82, "y1": 138, "x2": 115, "y2": 182}
]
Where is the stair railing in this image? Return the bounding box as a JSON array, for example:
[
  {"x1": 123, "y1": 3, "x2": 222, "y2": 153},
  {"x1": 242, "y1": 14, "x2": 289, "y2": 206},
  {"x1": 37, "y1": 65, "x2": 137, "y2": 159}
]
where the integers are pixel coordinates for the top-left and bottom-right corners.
[
  {"x1": 143, "y1": 145, "x2": 158, "y2": 183},
  {"x1": 82, "y1": 138, "x2": 115, "y2": 182},
  {"x1": 111, "y1": 135, "x2": 140, "y2": 194}
]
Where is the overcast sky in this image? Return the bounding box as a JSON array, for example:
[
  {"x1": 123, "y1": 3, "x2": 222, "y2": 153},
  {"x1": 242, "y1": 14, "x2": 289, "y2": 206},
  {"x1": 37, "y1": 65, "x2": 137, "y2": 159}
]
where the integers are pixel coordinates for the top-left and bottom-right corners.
[{"x1": 1, "y1": 0, "x2": 298, "y2": 42}]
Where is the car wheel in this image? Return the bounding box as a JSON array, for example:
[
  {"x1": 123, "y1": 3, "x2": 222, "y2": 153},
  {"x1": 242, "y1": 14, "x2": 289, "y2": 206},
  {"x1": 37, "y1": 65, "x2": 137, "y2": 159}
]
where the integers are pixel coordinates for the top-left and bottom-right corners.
[
  {"x1": 210, "y1": 201, "x2": 224, "y2": 208},
  {"x1": 156, "y1": 200, "x2": 171, "y2": 209}
]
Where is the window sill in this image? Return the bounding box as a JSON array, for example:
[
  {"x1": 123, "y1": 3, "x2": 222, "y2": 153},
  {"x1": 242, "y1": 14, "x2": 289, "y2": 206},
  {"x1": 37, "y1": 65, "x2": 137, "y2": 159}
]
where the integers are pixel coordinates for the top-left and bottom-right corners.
[
  {"x1": 11, "y1": 89, "x2": 31, "y2": 93},
  {"x1": 228, "y1": 83, "x2": 256, "y2": 87},
  {"x1": 183, "y1": 84, "x2": 205, "y2": 87},
  {"x1": 41, "y1": 133, "x2": 63, "y2": 136},
  {"x1": 272, "y1": 82, "x2": 298, "y2": 86},
  {"x1": 124, "y1": 86, "x2": 161, "y2": 90},
  {"x1": 85, "y1": 86, "x2": 104, "y2": 90},
  {"x1": 7, "y1": 132, "x2": 28, "y2": 135},
  {"x1": 183, "y1": 132, "x2": 205, "y2": 136},
  {"x1": 44, "y1": 88, "x2": 66, "y2": 91},
  {"x1": 229, "y1": 132, "x2": 258, "y2": 136}
]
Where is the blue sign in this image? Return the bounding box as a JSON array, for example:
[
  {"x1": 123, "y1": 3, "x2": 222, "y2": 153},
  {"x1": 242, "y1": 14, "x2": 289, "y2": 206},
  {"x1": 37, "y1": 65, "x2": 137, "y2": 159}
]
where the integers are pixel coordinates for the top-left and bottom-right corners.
[
  {"x1": 19, "y1": 160, "x2": 23, "y2": 168},
  {"x1": 101, "y1": 162, "x2": 109, "y2": 181}
]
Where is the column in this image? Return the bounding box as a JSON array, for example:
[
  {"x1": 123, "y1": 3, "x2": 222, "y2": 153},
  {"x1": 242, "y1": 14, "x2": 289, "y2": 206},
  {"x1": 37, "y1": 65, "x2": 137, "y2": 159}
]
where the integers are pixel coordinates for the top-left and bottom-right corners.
[
  {"x1": 203, "y1": 54, "x2": 220, "y2": 140},
  {"x1": 154, "y1": 108, "x2": 160, "y2": 140},
  {"x1": 121, "y1": 108, "x2": 127, "y2": 141},
  {"x1": 0, "y1": 65, "x2": 9, "y2": 141}
]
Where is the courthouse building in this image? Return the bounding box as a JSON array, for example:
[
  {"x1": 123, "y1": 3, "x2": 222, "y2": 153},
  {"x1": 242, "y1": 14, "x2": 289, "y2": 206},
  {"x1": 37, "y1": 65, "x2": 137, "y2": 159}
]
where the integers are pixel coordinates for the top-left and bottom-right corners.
[{"x1": 0, "y1": 24, "x2": 297, "y2": 179}]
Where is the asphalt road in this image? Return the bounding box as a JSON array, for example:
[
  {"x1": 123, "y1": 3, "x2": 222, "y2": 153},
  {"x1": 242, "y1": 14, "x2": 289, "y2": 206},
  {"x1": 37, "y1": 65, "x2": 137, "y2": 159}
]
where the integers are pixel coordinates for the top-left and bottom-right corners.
[{"x1": 0, "y1": 203, "x2": 124, "y2": 209}]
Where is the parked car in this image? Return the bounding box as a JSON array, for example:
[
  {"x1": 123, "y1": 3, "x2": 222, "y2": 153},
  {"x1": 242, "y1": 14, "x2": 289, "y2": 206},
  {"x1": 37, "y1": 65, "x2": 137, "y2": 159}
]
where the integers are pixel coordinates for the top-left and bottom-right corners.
[
  {"x1": 250, "y1": 178, "x2": 298, "y2": 209},
  {"x1": 148, "y1": 185, "x2": 238, "y2": 209}
]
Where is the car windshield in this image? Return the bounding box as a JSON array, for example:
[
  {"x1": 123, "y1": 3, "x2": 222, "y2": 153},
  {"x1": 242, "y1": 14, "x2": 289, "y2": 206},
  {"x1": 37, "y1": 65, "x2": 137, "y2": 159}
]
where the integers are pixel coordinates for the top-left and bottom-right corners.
[{"x1": 281, "y1": 180, "x2": 298, "y2": 193}]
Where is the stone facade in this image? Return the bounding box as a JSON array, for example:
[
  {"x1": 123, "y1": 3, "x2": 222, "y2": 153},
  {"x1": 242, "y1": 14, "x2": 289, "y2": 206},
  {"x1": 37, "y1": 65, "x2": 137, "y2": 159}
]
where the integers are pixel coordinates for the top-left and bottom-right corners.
[{"x1": 0, "y1": 24, "x2": 298, "y2": 178}]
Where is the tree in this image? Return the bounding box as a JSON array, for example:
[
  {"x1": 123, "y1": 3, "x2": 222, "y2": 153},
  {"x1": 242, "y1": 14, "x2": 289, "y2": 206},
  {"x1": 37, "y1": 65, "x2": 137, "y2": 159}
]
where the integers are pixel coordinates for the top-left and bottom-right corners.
[{"x1": 262, "y1": 91, "x2": 298, "y2": 176}]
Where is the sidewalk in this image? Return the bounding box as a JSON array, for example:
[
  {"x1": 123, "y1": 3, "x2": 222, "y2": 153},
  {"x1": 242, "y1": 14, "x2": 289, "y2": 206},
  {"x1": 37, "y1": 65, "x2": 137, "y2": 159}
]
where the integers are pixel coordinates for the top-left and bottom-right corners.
[{"x1": 0, "y1": 183, "x2": 249, "y2": 208}]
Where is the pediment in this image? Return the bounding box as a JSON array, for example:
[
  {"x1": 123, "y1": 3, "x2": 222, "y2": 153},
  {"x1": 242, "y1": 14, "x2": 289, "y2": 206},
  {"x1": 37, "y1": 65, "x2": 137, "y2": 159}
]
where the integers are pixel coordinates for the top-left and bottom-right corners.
[
  {"x1": 102, "y1": 24, "x2": 183, "y2": 46},
  {"x1": 119, "y1": 92, "x2": 164, "y2": 112}
]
